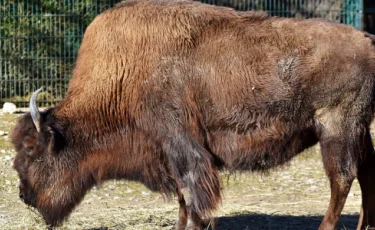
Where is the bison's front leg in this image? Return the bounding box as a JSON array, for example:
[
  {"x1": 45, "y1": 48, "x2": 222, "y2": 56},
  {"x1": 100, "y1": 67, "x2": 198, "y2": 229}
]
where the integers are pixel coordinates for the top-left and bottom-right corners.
[
  {"x1": 185, "y1": 205, "x2": 205, "y2": 230},
  {"x1": 175, "y1": 187, "x2": 188, "y2": 229},
  {"x1": 161, "y1": 130, "x2": 220, "y2": 229},
  {"x1": 357, "y1": 130, "x2": 375, "y2": 230},
  {"x1": 175, "y1": 188, "x2": 205, "y2": 230}
]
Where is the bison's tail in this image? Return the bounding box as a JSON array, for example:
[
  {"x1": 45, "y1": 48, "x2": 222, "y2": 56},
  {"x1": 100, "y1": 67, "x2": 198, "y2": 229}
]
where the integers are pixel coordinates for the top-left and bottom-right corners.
[
  {"x1": 162, "y1": 131, "x2": 222, "y2": 218},
  {"x1": 365, "y1": 32, "x2": 375, "y2": 44}
]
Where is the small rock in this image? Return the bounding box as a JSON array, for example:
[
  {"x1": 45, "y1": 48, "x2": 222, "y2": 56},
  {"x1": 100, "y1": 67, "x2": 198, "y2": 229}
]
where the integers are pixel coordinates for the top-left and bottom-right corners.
[
  {"x1": 4, "y1": 155, "x2": 12, "y2": 161},
  {"x1": 1, "y1": 150, "x2": 6, "y2": 154},
  {"x1": 114, "y1": 196, "x2": 120, "y2": 200},
  {"x1": 84, "y1": 199, "x2": 93, "y2": 204},
  {"x1": 2, "y1": 102, "x2": 17, "y2": 114},
  {"x1": 142, "y1": 191, "x2": 150, "y2": 196},
  {"x1": 0, "y1": 131, "x2": 5, "y2": 136},
  {"x1": 306, "y1": 179, "x2": 315, "y2": 184},
  {"x1": 108, "y1": 185, "x2": 115, "y2": 190}
]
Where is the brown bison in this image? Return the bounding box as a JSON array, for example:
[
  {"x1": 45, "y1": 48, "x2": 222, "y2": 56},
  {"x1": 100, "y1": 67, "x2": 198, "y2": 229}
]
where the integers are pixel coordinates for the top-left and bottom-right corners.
[{"x1": 11, "y1": 0, "x2": 375, "y2": 229}]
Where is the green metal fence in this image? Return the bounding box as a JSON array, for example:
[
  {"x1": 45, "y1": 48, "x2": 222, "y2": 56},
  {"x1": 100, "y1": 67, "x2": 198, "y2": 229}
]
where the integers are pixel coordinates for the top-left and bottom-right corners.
[
  {"x1": 1, "y1": 1, "x2": 118, "y2": 107},
  {"x1": 0, "y1": 0, "x2": 364, "y2": 107}
]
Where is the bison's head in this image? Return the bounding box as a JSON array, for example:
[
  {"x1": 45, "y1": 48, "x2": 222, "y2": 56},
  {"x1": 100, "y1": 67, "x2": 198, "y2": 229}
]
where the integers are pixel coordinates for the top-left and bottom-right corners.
[{"x1": 11, "y1": 88, "x2": 84, "y2": 227}]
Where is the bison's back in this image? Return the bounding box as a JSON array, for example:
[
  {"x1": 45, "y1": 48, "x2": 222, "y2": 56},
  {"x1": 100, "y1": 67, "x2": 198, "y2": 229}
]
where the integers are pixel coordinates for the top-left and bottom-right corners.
[
  {"x1": 56, "y1": 0, "x2": 249, "y2": 116},
  {"x1": 55, "y1": 0, "x2": 375, "y2": 157}
]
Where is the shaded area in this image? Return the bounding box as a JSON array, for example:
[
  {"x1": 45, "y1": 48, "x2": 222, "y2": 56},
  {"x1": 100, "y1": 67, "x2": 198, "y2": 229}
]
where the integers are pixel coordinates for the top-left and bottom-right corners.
[
  {"x1": 87, "y1": 228, "x2": 108, "y2": 230},
  {"x1": 364, "y1": 0, "x2": 375, "y2": 35},
  {"x1": 82, "y1": 212, "x2": 359, "y2": 230},
  {"x1": 210, "y1": 212, "x2": 359, "y2": 230}
]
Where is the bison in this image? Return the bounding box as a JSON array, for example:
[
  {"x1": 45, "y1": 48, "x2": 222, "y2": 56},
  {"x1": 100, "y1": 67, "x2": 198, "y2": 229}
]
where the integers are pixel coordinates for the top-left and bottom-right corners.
[{"x1": 11, "y1": 0, "x2": 375, "y2": 229}]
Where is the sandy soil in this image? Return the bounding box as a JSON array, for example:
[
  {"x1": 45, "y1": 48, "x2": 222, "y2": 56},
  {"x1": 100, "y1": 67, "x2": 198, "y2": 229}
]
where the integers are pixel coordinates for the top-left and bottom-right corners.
[{"x1": 0, "y1": 112, "x2": 365, "y2": 230}]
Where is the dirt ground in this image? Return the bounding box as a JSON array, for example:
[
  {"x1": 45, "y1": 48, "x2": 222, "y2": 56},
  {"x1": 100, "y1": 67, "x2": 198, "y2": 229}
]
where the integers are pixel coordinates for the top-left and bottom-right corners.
[{"x1": 0, "y1": 112, "x2": 366, "y2": 230}]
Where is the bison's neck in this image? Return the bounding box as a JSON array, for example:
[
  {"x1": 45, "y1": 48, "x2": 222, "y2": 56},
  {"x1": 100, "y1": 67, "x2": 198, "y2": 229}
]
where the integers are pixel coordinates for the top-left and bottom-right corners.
[{"x1": 47, "y1": 108, "x2": 175, "y2": 193}]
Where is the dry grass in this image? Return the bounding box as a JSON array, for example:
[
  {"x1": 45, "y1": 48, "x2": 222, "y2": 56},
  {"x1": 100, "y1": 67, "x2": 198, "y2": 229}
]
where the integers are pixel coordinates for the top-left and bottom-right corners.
[{"x1": 0, "y1": 112, "x2": 365, "y2": 230}]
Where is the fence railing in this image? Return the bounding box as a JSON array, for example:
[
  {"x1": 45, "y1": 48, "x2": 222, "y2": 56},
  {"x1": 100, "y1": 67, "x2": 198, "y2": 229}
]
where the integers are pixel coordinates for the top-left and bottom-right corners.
[{"x1": 0, "y1": 0, "x2": 364, "y2": 107}]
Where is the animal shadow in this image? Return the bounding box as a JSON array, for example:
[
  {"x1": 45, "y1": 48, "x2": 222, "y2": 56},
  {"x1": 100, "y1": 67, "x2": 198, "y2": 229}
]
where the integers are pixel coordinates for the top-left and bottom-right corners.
[
  {"x1": 209, "y1": 212, "x2": 359, "y2": 230},
  {"x1": 86, "y1": 227, "x2": 108, "y2": 230}
]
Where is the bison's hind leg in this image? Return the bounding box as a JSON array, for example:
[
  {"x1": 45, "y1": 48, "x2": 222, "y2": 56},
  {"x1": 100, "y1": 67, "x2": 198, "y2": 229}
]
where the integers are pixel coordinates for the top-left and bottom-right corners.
[
  {"x1": 357, "y1": 130, "x2": 375, "y2": 230},
  {"x1": 318, "y1": 128, "x2": 356, "y2": 230},
  {"x1": 316, "y1": 109, "x2": 374, "y2": 230}
]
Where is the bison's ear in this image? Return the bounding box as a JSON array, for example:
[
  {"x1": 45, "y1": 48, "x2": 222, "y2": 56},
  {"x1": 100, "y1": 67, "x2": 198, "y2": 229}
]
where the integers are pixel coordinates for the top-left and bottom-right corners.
[
  {"x1": 44, "y1": 126, "x2": 65, "y2": 155},
  {"x1": 46, "y1": 126, "x2": 56, "y2": 155}
]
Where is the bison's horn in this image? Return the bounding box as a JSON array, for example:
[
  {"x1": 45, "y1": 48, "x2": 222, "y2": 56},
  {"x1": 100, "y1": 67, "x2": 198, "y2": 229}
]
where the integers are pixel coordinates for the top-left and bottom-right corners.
[{"x1": 29, "y1": 87, "x2": 43, "y2": 132}]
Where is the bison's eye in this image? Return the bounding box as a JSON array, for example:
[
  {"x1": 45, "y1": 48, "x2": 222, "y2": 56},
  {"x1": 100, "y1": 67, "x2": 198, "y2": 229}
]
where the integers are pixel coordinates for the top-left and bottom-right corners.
[{"x1": 25, "y1": 146, "x2": 34, "y2": 154}]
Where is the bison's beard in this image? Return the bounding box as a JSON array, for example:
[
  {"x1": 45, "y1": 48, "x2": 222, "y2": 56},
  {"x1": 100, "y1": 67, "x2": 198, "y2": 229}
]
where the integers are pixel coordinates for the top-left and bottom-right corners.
[
  {"x1": 36, "y1": 186, "x2": 88, "y2": 227},
  {"x1": 38, "y1": 200, "x2": 77, "y2": 227}
]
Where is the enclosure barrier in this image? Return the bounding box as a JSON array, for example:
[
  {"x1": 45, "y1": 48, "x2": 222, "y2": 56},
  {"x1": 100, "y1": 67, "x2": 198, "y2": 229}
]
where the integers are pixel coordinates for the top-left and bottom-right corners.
[{"x1": 0, "y1": 0, "x2": 365, "y2": 107}]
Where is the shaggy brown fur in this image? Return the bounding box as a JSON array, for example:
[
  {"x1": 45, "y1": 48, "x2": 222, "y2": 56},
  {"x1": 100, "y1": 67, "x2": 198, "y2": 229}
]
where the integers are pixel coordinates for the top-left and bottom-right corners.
[{"x1": 11, "y1": 0, "x2": 375, "y2": 229}]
